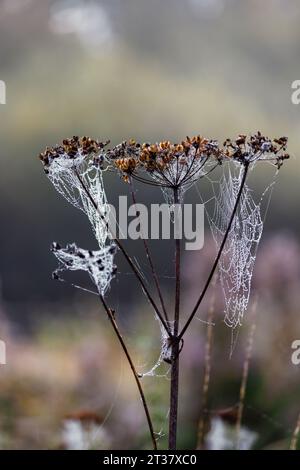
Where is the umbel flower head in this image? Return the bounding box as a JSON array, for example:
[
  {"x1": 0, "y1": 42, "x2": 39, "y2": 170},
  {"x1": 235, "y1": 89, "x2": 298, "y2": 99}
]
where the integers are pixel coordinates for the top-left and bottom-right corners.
[
  {"x1": 39, "y1": 136, "x2": 109, "y2": 173},
  {"x1": 51, "y1": 242, "x2": 117, "y2": 296},
  {"x1": 103, "y1": 136, "x2": 220, "y2": 190},
  {"x1": 100, "y1": 132, "x2": 289, "y2": 202},
  {"x1": 221, "y1": 132, "x2": 289, "y2": 168}
]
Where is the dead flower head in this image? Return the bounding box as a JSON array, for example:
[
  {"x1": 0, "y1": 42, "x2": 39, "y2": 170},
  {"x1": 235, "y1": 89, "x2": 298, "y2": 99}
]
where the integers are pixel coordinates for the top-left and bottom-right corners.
[
  {"x1": 221, "y1": 132, "x2": 289, "y2": 168},
  {"x1": 101, "y1": 136, "x2": 222, "y2": 199},
  {"x1": 39, "y1": 136, "x2": 110, "y2": 173}
]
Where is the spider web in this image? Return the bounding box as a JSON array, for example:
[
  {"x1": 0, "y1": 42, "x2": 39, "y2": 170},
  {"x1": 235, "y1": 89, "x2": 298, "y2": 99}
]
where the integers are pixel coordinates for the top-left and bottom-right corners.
[
  {"x1": 51, "y1": 242, "x2": 117, "y2": 296},
  {"x1": 205, "y1": 163, "x2": 275, "y2": 329},
  {"x1": 138, "y1": 318, "x2": 173, "y2": 378},
  {"x1": 47, "y1": 154, "x2": 109, "y2": 249}
]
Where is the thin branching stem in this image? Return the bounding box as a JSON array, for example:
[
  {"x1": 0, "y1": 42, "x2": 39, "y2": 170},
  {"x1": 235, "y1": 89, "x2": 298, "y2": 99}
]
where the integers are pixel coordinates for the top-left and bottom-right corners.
[
  {"x1": 74, "y1": 169, "x2": 171, "y2": 336},
  {"x1": 168, "y1": 186, "x2": 181, "y2": 450},
  {"x1": 290, "y1": 412, "x2": 300, "y2": 450},
  {"x1": 178, "y1": 163, "x2": 250, "y2": 341},
  {"x1": 129, "y1": 178, "x2": 170, "y2": 324},
  {"x1": 56, "y1": 275, "x2": 157, "y2": 449},
  {"x1": 98, "y1": 294, "x2": 157, "y2": 450},
  {"x1": 236, "y1": 298, "x2": 257, "y2": 449},
  {"x1": 196, "y1": 275, "x2": 216, "y2": 449}
]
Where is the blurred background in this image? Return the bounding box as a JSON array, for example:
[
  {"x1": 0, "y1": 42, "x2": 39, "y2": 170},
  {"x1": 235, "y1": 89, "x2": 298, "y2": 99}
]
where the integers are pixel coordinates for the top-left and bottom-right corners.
[{"x1": 0, "y1": 0, "x2": 300, "y2": 449}]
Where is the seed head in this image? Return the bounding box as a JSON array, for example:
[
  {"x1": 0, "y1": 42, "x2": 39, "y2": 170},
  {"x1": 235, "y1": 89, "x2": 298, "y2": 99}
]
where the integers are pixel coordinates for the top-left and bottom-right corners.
[
  {"x1": 221, "y1": 132, "x2": 289, "y2": 168},
  {"x1": 38, "y1": 136, "x2": 110, "y2": 172}
]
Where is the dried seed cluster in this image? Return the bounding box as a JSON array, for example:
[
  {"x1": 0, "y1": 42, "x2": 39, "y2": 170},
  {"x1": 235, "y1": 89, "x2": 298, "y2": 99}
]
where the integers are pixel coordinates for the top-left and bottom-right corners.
[
  {"x1": 38, "y1": 133, "x2": 290, "y2": 183},
  {"x1": 223, "y1": 132, "x2": 289, "y2": 168},
  {"x1": 38, "y1": 136, "x2": 109, "y2": 171},
  {"x1": 99, "y1": 132, "x2": 289, "y2": 186},
  {"x1": 105, "y1": 135, "x2": 219, "y2": 186},
  {"x1": 104, "y1": 139, "x2": 140, "y2": 182},
  {"x1": 139, "y1": 135, "x2": 209, "y2": 170}
]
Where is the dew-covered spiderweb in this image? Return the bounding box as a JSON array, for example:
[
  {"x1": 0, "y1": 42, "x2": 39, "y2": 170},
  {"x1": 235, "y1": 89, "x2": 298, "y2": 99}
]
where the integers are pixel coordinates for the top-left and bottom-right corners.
[
  {"x1": 202, "y1": 162, "x2": 276, "y2": 330},
  {"x1": 51, "y1": 242, "x2": 117, "y2": 296},
  {"x1": 47, "y1": 154, "x2": 109, "y2": 249},
  {"x1": 138, "y1": 318, "x2": 173, "y2": 378}
]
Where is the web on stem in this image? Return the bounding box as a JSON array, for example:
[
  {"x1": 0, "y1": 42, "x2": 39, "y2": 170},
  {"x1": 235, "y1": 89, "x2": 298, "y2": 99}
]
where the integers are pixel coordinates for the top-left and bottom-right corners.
[
  {"x1": 47, "y1": 154, "x2": 110, "y2": 249},
  {"x1": 199, "y1": 162, "x2": 276, "y2": 330},
  {"x1": 138, "y1": 318, "x2": 174, "y2": 378},
  {"x1": 51, "y1": 242, "x2": 117, "y2": 296}
]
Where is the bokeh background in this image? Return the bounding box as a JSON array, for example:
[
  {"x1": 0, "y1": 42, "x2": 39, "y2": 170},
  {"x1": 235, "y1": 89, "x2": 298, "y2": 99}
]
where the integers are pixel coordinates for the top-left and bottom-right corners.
[{"x1": 0, "y1": 0, "x2": 300, "y2": 449}]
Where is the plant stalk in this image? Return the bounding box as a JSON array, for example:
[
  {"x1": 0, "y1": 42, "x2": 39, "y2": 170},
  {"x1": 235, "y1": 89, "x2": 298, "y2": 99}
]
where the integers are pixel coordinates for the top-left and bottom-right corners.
[
  {"x1": 168, "y1": 187, "x2": 181, "y2": 450},
  {"x1": 197, "y1": 276, "x2": 216, "y2": 448},
  {"x1": 99, "y1": 294, "x2": 157, "y2": 450},
  {"x1": 129, "y1": 179, "x2": 169, "y2": 323},
  {"x1": 290, "y1": 411, "x2": 300, "y2": 450},
  {"x1": 236, "y1": 298, "x2": 257, "y2": 449}
]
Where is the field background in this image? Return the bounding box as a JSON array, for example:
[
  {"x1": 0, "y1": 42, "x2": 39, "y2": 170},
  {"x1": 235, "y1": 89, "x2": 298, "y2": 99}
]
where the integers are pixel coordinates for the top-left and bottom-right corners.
[{"x1": 0, "y1": 0, "x2": 300, "y2": 449}]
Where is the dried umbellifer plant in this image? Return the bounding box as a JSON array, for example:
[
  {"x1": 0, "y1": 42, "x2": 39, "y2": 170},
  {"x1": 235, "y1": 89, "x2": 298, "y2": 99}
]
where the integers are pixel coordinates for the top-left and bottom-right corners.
[{"x1": 38, "y1": 132, "x2": 289, "y2": 450}]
